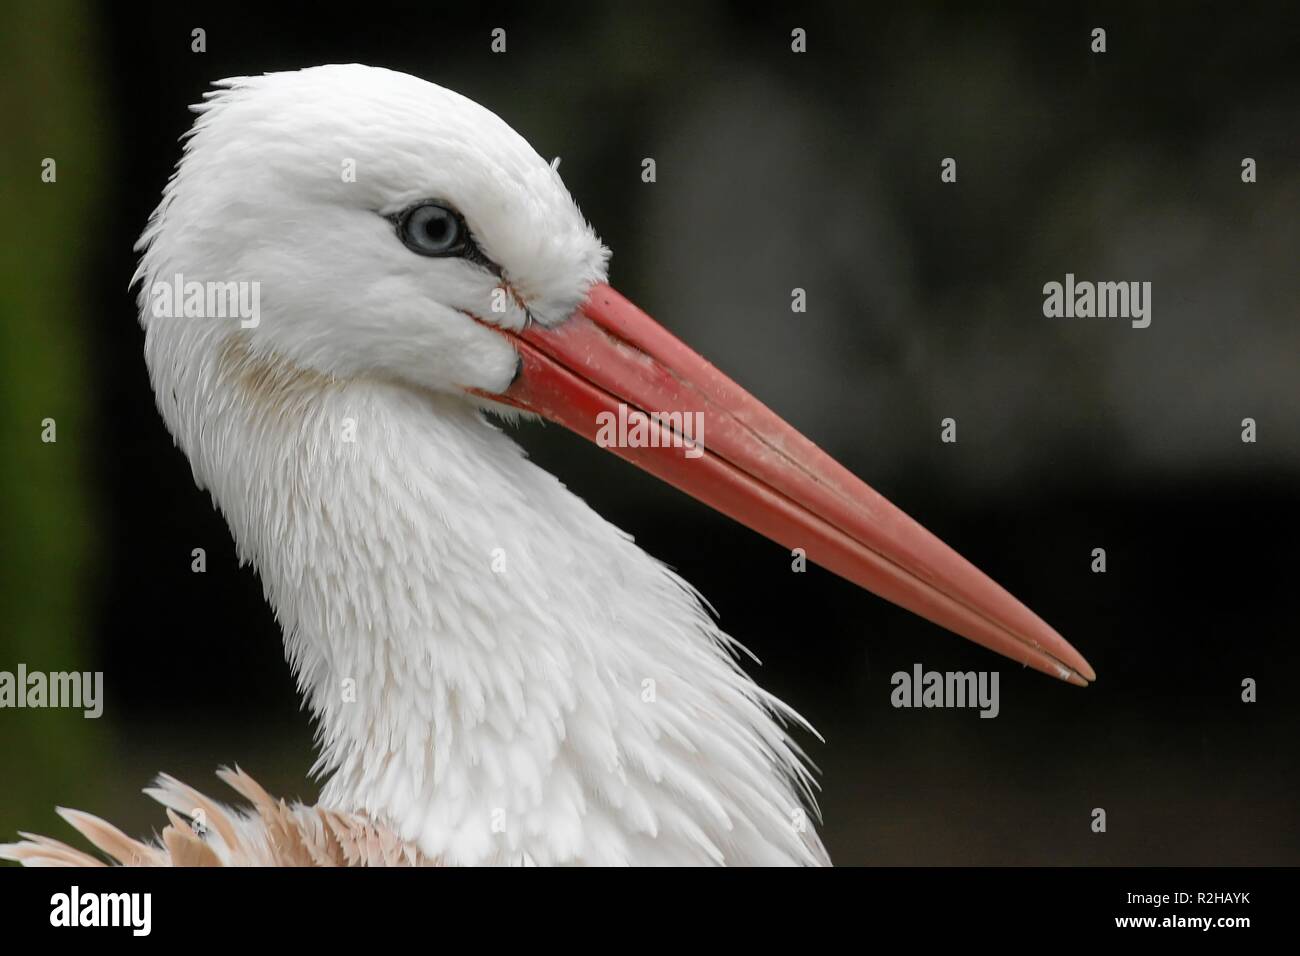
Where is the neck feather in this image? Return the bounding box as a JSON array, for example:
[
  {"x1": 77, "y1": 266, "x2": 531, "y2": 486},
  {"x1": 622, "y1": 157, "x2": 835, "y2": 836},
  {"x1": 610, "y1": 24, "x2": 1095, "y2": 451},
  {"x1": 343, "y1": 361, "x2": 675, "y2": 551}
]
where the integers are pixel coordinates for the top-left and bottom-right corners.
[{"x1": 152, "y1": 331, "x2": 826, "y2": 865}]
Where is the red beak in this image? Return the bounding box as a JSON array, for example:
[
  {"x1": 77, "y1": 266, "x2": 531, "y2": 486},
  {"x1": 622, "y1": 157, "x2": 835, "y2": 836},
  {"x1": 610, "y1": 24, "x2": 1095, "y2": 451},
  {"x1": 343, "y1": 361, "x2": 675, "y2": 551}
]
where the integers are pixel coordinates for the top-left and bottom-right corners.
[{"x1": 477, "y1": 283, "x2": 1094, "y2": 686}]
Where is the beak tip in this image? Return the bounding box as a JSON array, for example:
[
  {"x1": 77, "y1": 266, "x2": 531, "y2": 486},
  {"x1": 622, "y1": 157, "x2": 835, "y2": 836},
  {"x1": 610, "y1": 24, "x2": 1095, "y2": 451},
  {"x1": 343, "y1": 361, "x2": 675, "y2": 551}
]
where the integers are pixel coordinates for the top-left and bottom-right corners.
[
  {"x1": 1059, "y1": 655, "x2": 1096, "y2": 687},
  {"x1": 1064, "y1": 643, "x2": 1097, "y2": 684}
]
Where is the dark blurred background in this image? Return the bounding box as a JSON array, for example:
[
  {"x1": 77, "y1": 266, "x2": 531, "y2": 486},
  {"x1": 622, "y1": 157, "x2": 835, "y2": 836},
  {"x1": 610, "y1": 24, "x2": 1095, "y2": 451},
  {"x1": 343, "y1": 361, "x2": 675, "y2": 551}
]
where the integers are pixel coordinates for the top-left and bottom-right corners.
[{"x1": 2, "y1": 1, "x2": 1297, "y2": 864}]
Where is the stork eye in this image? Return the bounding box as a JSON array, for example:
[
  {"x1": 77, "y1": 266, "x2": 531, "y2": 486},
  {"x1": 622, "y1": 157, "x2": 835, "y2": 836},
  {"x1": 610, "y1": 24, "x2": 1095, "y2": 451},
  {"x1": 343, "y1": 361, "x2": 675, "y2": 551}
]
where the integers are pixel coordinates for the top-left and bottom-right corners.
[{"x1": 396, "y1": 201, "x2": 467, "y2": 257}]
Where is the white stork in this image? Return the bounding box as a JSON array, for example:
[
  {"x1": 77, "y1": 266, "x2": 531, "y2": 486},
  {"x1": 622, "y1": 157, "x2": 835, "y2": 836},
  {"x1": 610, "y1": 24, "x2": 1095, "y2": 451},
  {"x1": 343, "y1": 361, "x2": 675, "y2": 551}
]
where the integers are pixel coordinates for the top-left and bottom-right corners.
[{"x1": 1, "y1": 64, "x2": 1092, "y2": 867}]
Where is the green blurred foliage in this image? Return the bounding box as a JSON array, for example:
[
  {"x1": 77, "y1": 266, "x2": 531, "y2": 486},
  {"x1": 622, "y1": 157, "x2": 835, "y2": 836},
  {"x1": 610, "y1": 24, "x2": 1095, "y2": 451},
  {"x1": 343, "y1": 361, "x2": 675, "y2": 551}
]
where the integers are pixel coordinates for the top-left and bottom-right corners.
[{"x1": 0, "y1": 0, "x2": 107, "y2": 833}]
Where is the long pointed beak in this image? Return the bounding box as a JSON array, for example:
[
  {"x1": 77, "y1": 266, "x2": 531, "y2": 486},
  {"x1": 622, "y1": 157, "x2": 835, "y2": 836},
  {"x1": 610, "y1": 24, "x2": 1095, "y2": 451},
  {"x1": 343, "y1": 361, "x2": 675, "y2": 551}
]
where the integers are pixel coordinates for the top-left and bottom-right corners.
[{"x1": 476, "y1": 283, "x2": 1094, "y2": 686}]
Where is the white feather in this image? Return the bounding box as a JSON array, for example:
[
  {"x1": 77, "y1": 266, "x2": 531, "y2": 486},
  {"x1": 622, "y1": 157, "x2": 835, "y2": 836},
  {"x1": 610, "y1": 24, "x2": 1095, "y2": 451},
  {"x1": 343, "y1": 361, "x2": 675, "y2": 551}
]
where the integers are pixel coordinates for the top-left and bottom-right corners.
[{"x1": 134, "y1": 64, "x2": 828, "y2": 866}]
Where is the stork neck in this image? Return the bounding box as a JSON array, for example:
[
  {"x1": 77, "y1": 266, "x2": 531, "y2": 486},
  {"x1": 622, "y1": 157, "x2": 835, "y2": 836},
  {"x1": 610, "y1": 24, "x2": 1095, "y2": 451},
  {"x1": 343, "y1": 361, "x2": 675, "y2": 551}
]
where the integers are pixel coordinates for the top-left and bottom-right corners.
[
  {"x1": 210, "y1": 372, "x2": 616, "y2": 859},
  {"x1": 184, "y1": 356, "x2": 820, "y2": 865}
]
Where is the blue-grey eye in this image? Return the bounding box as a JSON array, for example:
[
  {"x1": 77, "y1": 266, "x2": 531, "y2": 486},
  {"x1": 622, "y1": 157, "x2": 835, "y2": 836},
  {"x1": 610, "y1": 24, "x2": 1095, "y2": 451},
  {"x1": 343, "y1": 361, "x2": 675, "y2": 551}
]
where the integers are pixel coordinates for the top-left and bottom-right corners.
[{"x1": 397, "y1": 201, "x2": 466, "y2": 257}]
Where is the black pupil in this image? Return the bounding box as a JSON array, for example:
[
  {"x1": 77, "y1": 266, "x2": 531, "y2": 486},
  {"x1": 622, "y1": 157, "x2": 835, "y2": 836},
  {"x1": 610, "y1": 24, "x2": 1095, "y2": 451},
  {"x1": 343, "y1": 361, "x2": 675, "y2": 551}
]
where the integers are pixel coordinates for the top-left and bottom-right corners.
[{"x1": 411, "y1": 205, "x2": 458, "y2": 252}]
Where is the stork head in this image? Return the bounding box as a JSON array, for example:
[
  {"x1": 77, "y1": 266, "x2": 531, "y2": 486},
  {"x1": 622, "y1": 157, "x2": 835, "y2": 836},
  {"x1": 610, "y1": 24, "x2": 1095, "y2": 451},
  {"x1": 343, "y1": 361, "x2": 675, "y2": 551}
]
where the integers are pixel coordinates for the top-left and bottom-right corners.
[
  {"x1": 136, "y1": 64, "x2": 1094, "y2": 687},
  {"x1": 136, "y1": 63, "x2": 606, "y2": 397}
]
